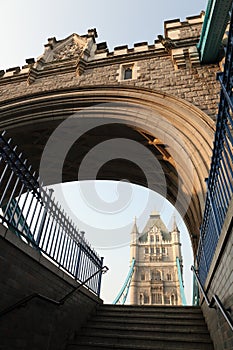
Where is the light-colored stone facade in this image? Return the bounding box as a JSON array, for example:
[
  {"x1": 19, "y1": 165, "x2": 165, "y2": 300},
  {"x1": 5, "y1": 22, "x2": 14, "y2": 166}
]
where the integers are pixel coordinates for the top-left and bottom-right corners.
[
  {"x1": 0, "y1": 12, "x2": 220, "y2": 121},
  {"x1": 130, "y1": 212, "x2": 183, "y2": 306}
]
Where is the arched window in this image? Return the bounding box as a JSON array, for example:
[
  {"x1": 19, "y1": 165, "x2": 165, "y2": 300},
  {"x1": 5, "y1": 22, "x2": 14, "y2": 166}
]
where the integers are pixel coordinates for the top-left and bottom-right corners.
[
  {"x1": 124, "y1": 67, "x2": 132, "y2": 80},
  {"x1": 171, "y1": 294, "x2": 175, "y2": 305},
  {"x1": 152, "y1": 270, "x2": 161, "y2": 280},
  {"x1": 152, "y1": 293, "x2": 162, "y2": 304}
]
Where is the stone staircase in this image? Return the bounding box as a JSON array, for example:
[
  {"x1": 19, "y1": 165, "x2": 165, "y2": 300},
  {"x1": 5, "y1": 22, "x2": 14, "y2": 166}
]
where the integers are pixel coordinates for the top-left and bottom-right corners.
[{"x1": 67, "y1": 304, "x2": 214, "y2": 350}]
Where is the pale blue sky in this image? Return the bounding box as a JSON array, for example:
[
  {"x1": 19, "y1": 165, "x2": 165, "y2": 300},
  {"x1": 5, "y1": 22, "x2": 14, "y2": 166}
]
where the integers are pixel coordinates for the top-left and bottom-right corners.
[
  {"x1": 0, "y1": 0, "x2": 208, "y2": 304},
  {"x1": 1, "y1": 0, "x2": 207, "y2": 70}
]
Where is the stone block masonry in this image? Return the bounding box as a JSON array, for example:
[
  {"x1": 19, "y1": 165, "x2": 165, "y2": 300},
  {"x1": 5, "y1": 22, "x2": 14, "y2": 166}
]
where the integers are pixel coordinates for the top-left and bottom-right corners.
[{"x1": 0, "y1": 12, "x2": 221, "y2": 122}]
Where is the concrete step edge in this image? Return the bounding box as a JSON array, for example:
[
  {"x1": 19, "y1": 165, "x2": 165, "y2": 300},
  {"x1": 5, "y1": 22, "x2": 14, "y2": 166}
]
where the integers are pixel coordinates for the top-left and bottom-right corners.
[
  {"x1": 73, "y1": 341, "x2": 213, "y2": 350},
  {"x1": 79, "y1": 333, "x2": 213, "y2": 343},
  {"x1": 91, "y1": 318, "x2": 206, "y2": 326},
  {"x1": 84, "y1": 324, "x2": 210, "y2": 334},
  {"x1": 95, "y1": 312, "x2": 204, "y2": 319}
]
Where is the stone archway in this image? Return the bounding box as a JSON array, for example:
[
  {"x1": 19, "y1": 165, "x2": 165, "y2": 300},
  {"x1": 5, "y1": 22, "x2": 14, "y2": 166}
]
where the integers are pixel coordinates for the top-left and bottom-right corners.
[{"x1": 0, "y1": 85, "x2": 215, "y2": 253}]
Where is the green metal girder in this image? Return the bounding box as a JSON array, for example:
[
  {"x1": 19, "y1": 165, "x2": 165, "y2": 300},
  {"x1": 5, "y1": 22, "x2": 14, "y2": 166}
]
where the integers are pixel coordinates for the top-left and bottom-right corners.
[{"x1": 198, "y1": 0, "x2": 232, "y2": 63}]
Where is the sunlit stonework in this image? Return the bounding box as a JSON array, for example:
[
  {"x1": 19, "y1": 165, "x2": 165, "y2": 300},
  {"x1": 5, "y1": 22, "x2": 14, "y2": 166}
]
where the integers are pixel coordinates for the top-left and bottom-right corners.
[{"x1": 130, "y1": 212, "x2": 184, "y2": 305}]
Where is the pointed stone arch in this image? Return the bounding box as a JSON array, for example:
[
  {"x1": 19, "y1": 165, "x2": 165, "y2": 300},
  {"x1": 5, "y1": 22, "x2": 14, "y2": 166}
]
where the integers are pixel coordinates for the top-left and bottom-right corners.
[{"x1": 0, "y1": 85, "x2": 215, "y2": 253}]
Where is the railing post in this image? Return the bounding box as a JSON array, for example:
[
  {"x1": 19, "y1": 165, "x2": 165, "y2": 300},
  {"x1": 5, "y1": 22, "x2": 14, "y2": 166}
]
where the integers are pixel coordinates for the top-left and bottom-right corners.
[{"x1": 97, "y1": 257, "x2": 104, "y2": 297}]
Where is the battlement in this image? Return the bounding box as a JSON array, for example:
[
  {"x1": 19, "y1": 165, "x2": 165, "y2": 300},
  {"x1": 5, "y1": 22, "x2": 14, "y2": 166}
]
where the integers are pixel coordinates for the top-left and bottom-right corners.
[{"x1": 0, "y1": 12, "x2": 205, "y2": 81}]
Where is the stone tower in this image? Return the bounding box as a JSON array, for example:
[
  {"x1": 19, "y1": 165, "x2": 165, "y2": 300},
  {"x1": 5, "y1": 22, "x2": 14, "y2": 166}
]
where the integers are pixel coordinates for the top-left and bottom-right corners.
[{"x1": 130, "y1": 212, "x2": 184, "y2": 305}]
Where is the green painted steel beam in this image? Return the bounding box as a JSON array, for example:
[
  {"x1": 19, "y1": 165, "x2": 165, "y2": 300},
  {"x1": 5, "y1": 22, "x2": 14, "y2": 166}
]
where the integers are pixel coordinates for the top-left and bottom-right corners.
[
  {"x1": 112, "y1": 258, "x2": 135, "y2": 305},
  {"x1": 198, "y1": 0, "x2": 232, "y2": 63},
  {"x1": 176, "y1": 257, "x2": 187, "y2": 306}
]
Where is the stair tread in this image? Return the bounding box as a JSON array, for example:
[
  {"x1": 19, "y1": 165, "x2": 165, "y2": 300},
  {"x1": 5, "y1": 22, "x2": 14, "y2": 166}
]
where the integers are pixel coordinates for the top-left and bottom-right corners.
[
  {"x1": 85, "y1": 324, "x2": 210, "y2": 333},
  {"x1": 66, "y1": 305, "x2": 214, "y2": 350},
  {"x1": 78, "y1": 332, "x2": 213, "y2": 343},
  {"x1": 95, "y1": 312, "x2": 204, "y2": 319},
  {"x1": 91, "y1": 317, "x2": 206, "y2": 325},
  {"x1": 100, "y1": 305, "x2": 202, "y2": 312},
  {"x1": 74, "y1": 341, "x2": 214, "y2": 350}
]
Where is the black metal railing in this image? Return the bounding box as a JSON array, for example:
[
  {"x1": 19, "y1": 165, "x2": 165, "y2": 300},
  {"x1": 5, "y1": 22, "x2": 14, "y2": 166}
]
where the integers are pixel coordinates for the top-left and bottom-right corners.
[
  {"x1": 0, "y1": 131, "x2": 104, "y2": 296},
  {"x1": 191, "y1": 266, "x2": 233, "y2": 332},
  {"x1": 197, "y1": 5, "x2": 233, "y2": 285}
]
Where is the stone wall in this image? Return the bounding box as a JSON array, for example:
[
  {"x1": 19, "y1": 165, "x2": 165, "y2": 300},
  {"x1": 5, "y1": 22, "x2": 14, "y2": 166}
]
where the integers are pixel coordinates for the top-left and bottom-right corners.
[
  {"x1": 0, "y1": 12, "x2": 221, "y2": 122},
  {"x1": 0, "y1": 223, "x2": 102, "y2": 350}
]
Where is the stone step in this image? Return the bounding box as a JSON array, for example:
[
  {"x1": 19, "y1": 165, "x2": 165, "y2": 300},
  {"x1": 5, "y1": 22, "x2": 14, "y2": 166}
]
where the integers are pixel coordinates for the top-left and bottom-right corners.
[
  {"x1": 66, "y1": 305, "x2": 214, "y2": 350},
  {"x1": 91, "y1": 316, "x2": 206, "y2": 327},
  {"x1": 81, "y1": 328, "x2": 211, "y2": 342},
  {"x1": 69, "y1": 343, "x2": 214, "y2": 350},
  {"x1": 71, "y1": 334, "x2": 214, "y2": 350},
  {"x1": 95, "y1": 310, "x2": 204, "y2": 320},
  {"x1": 100, "y1": 305, "x2": 202, "y2": 314},
  {"x1": 87, "y1": 321, "x2": 209, "y2": 333}
]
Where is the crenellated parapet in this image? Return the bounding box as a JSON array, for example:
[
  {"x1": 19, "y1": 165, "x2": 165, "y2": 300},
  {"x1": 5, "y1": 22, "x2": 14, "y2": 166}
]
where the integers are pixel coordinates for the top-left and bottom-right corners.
[
  {"x1": 0, "y1": 11, "x2": 221, "y2": 122},
  {"x1": 0, "y1": 12, "x2": 205, "y2": 84}
]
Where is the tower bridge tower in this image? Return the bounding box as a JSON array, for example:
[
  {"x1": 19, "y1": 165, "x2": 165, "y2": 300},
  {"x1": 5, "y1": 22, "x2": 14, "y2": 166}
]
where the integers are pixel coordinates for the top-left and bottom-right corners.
[{"x1": 130, "y1": 212, "x2": 184, "y2": 306}]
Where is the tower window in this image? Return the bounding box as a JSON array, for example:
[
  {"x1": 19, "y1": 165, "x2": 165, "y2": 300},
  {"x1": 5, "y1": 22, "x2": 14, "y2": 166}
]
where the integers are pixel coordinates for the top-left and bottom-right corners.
[
  {"x1": 150, "y1": 235, "x2": 154, "y2": 242},
  {"x1": 162, "y1": 247, "x2": 166, "y2": 254},
  {"x1": 151, "y1": 247, "x2": 154, "y2": 254},
  {"x1": 156, "y1": 235, "x2": 159, "y2": 242},
  {"x1": 117, "y1": 62, "x2": 139, "y2": 82},
  {"x1": 124, "y1": 67, "x2": 132, "y2": 80},
  {"x1": 145, "y1": 247, "x2": 149, "y2": 254},
  {"x1": 152, "y1": 293, "x2": 162, "y2": 304},
  {"x1": 156, "y1": 247, "x2": 160, "y2": 255},
  {"x1": 167, "y1": 273, "x2": 172, "y2": 281},
  {"x1": 141, "y1": 273, "x2": 145, "y2": 281},
  {"x1": 152, "y1": 270, "x2": 161, "y2": 280}
]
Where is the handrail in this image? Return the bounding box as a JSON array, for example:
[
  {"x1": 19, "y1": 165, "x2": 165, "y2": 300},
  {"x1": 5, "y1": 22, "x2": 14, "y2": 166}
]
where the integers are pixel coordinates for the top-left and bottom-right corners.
[
  {"x1": 0, "y1": 131, "x2": 104, "y2": 295},
  {"x1": 0, "y1": 265, "x2": 108, "y2": 317},
  {"x1": 191, "y1": 266, "x2": 233, "y2": 331}
]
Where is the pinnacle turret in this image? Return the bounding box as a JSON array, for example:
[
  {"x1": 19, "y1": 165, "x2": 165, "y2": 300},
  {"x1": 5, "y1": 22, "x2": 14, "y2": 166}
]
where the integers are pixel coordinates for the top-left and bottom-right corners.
[
  {"x1": 131, "y1": 217, "x2": 139, "y2": 236},
  {"x1": 171, "y1": 215, "x2": 180, "y2": 233}
]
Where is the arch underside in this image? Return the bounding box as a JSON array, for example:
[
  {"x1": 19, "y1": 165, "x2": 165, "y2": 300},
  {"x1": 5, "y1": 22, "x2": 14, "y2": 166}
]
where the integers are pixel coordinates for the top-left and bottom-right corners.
[{"x1": 0, "y1": 85, "x2": 215, "y2": 254}]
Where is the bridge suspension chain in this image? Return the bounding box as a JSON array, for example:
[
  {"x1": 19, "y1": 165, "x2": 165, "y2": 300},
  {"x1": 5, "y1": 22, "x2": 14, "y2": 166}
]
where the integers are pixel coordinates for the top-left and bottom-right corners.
[
  {"x1": 112, "y1": 258, "x2": 135, "y2": 305},
  {"x1": 176, "y1": 257, "x2": 187, "y2": 306}
]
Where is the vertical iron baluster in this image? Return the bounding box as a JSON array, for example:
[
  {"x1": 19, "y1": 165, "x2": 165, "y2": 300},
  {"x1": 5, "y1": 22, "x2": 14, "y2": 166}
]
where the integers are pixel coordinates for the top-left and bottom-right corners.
[
  {"x1": 58, "y1": 210, "x2": 67, "y2": 267},
  {"x1": 63, "y1": 220, "x2": 74, "y2": 269},
  {"x1": 219, "y1": 159, "x2": 231, "y2": 202},
  {"x1": 20, "y1": 191, "x2": 35, "y2": 232},
  {"x1": 50, "y1": 203, "x2": 62, "y2": 258},
  {"x1": 36, "y1": 188, "x2": 54, "y2": 248},
  {"x1": 0, "y1": 158, "x2": 16, "y2": 208},
  {"x1": 54, "y1": 207, "x2": 65, "y2": 262}
]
